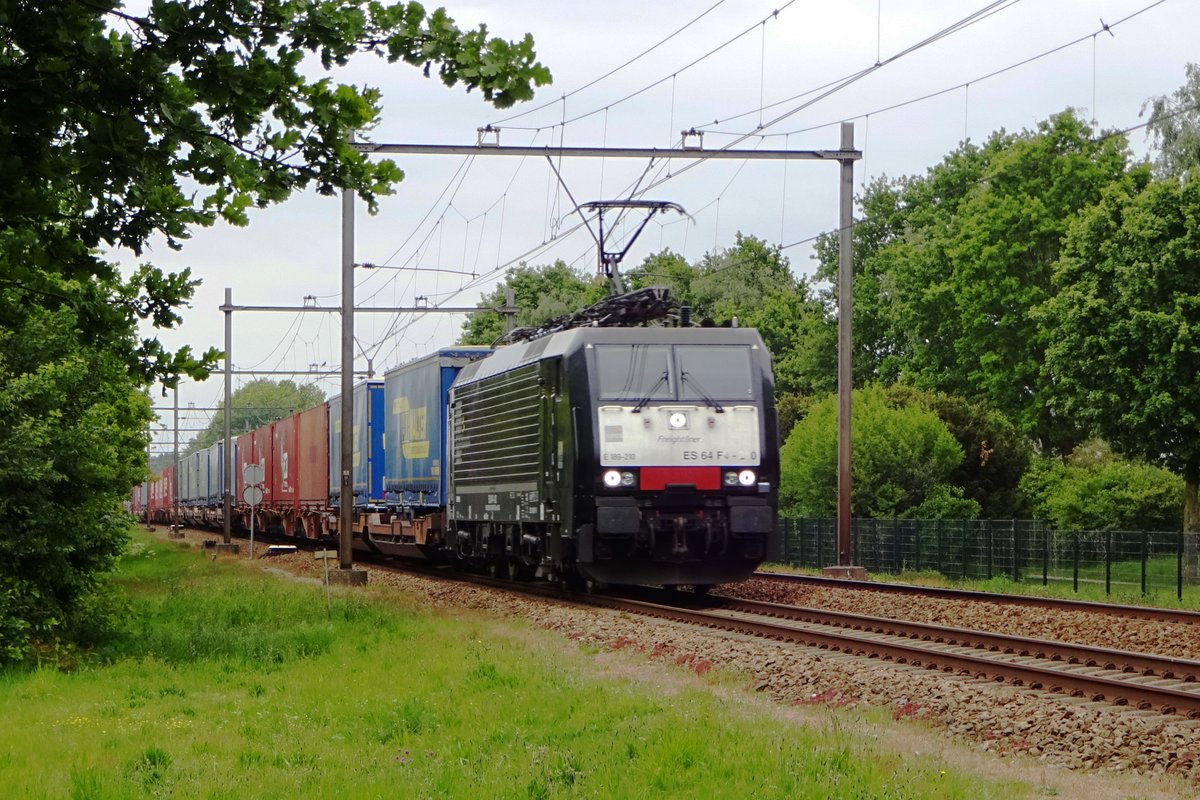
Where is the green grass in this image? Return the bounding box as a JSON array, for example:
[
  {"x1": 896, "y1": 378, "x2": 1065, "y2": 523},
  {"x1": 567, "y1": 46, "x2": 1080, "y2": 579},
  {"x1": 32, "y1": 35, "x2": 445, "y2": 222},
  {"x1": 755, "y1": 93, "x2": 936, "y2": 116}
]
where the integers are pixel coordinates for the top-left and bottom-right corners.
[{"x1": 0, "y1": 532, "x2": 1032, "y2": 799}]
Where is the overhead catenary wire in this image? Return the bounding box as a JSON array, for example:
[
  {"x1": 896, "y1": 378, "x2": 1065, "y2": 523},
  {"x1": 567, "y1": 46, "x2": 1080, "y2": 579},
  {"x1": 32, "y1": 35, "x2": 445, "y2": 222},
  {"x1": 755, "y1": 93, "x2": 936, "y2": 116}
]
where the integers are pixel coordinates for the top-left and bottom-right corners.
[
  {"x1": 326, "y1": 0, "x2": 1123, "y2": 357},
  {"x1": 691, "y1": 0, "x2": 1023, "y2": 133},
  {"x1": 497, "y1": 2, "x2": 798, "y2": 132},
  {"x1": 488, "y1": 0, "x2": 730, "y2": 127},
  {"x1": 269, "y1": 0, "x2": 1181, "y2": 385},
  {"x1": 703, "y1": 0, "x2": 1169, "y2": 141}
]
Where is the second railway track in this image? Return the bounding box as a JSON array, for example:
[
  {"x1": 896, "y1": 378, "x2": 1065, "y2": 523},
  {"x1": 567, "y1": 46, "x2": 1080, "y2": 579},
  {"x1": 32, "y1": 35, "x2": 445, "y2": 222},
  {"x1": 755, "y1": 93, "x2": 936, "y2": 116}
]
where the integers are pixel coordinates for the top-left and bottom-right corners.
[{"x1": 754, "y1": 571, "x2": 1200, "y2": 625}]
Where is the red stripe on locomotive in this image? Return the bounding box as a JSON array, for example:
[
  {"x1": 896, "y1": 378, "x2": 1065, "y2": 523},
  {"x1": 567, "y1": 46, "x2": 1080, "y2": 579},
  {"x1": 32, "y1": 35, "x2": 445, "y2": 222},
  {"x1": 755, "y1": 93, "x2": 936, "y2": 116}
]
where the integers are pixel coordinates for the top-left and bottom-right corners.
[{"x1": 637, "y1": 466, "x2": 720, "y2": 491}]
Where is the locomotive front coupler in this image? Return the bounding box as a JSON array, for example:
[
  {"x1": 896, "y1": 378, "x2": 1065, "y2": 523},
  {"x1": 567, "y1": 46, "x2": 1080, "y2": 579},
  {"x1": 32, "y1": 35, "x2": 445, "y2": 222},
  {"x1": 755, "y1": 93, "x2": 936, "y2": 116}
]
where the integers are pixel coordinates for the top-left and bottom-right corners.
[{"x1": 671, "y1": 516, "x2": 688, "y2": 556}]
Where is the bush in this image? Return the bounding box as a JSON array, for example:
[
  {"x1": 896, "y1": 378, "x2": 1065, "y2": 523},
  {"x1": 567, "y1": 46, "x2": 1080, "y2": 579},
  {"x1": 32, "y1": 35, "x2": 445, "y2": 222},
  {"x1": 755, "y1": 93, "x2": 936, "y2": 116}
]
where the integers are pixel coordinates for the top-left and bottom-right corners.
[
  {"x1": 1020, "y1": 441, "x2": 1183, "y2": 530},
  {"x1": 780, "y1": 386, "x2": 966, "y2": 518}
]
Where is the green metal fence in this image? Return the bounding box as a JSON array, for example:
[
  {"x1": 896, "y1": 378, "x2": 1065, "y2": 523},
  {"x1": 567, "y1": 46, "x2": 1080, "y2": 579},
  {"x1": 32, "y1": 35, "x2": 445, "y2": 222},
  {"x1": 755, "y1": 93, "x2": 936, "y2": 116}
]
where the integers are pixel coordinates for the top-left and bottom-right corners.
[{"x1": 779, "y1": 519, "x2": 1197, "y2": 600}]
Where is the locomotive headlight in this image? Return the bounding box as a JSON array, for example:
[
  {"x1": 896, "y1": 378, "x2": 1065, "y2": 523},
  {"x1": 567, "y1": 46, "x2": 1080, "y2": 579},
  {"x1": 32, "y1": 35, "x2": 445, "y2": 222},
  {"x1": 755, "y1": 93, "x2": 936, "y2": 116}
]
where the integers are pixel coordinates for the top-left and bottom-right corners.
[
  {"x1": 603, "y1": 469, "x2": 623, "y2": 488},
  {"x1": 723, "y1": 471, "x2": 739, "y2": 486},
  {"x1": 668, "y1": 411, "x2": 688, "y2": 429},
  {"x1": 737, "y1": 469, "x2": 757, "y2": 486},
  {"x1": 620, "y1": 471, "x2": 637, "y2": 487}
]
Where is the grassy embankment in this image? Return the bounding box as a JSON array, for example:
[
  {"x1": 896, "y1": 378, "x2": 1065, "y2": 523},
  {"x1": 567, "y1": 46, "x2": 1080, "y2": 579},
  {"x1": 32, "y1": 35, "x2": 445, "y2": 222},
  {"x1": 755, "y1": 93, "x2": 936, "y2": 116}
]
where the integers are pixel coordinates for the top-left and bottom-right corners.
[{"x1": 0, "y1": 532, "x2": 1029, "y2": 798}]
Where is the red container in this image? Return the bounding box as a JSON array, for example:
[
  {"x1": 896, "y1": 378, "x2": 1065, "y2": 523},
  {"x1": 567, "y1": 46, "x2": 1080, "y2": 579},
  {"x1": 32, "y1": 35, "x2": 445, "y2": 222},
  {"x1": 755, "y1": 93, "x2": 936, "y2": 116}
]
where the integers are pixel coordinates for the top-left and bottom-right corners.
[
  {"x1": 272, "y1": 413, "x2": 300, "y2": 510},
  {"x1": 162, "y1": 465, "x2": 175, "y2": 511},
  {"x1": 296, "y1": 404, "x2": 329, "y2": 509},
  {"x1": 236, "y1": 431, "x2": 255, "y2": 504},
  {"x1": 252, "y1": 424, "x2": 274, "y2": 507}
]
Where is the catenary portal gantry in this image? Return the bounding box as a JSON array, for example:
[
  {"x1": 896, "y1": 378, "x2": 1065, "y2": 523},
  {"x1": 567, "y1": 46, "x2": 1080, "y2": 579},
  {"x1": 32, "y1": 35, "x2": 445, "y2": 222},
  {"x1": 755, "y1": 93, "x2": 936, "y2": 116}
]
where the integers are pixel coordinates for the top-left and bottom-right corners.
[{"x1": 217, "y1": 127, "x2": 861, "y2": 579}]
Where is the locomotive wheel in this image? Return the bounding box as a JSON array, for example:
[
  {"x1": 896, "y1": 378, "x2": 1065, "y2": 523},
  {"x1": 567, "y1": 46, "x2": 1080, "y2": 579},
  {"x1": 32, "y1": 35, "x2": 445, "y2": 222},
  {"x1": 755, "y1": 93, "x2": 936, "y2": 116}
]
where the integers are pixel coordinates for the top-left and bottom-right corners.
[{"x1": 511, "y1": 558, "x2": 535, "y2": 581}]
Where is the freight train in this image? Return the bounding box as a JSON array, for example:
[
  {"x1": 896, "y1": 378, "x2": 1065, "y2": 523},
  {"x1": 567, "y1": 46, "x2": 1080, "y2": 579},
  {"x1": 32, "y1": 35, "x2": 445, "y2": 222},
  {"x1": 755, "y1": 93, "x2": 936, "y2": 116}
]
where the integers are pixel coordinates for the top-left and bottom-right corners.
[{"x1": 135, "y1": 291, "x2": 779, "y2": 588}]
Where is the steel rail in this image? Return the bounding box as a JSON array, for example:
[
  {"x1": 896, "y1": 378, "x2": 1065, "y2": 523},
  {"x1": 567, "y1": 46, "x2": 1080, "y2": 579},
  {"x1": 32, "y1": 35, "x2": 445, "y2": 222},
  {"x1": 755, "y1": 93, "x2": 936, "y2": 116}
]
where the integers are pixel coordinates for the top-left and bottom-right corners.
[
  {"x1": 712, "y1": 596, "x2": 1200, "y2": 682},
  {"x1": 582, "y1": 592, "x2": 1200, "y2": 719},
  {"x1": 756, "y1": 571, "x2": 1200, "y2": 625}
]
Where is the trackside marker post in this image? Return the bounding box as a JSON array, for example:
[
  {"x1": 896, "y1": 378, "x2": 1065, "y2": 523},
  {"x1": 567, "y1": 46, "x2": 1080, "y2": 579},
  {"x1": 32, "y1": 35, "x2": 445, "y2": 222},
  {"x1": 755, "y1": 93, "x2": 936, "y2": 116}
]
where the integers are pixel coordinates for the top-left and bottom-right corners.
[{"x1": 315, "y1": 550, "x2": 336, "y2": 613}]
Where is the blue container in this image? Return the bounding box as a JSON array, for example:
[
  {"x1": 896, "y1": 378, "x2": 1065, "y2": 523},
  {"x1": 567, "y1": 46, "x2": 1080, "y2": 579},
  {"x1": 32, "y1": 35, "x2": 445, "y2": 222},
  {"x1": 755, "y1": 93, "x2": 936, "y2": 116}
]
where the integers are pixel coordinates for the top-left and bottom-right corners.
[
  {"x1": 383, "y1": 347, "x2": 492, "y2": 511},
  {"x1": 328, "y1": 382, "x2": 386, "y2": 507}
]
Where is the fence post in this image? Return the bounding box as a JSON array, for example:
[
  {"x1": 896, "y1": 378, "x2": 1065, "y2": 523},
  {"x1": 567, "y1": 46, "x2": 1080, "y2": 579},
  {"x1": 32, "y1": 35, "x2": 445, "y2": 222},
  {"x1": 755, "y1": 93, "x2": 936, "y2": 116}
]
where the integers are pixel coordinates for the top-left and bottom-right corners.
[
  {"x1": 961, "y1": 523, "x2": 968, "y2": 581},
  {"x1": 1011, "y1": 520, "x2": 1019, "y2": 582},
  {"x1": 875, "y1": 519, "x2": 883, "y2": 572},
  {"x1": 791, "y1": 518, "x2": 800, "y2": 567},
  {"x1": 894, "y1": 521, "x2": 902, "y2": 573},
  {"x1": 936, "y1": 519, "x2": 943, "y2": 575},
  {"x1": 1180, "y1": 530, "x2": 1185, "y2": 602},
  {"x1": 1141, "y1": 531, "x2": 1148, "y2": 596},
  {"x1": 1072, "y1": 533, "x2": 1079, "y2": 593},
  {"x1": 913, "y1": 520, "x2": 921, "y2": 572},
  {"x1": 1105, "y1": 530, "x2": 1112, "y2": 596},
  {"x1": 817, "y1": 520, "x2": 824, "y2": 570},
  {"x1": 1042, "y1": 526, "x2": 1049, "y2": 587},
  {"x1": 986, "y1": 522, "x2": 993, "y2": 581}
]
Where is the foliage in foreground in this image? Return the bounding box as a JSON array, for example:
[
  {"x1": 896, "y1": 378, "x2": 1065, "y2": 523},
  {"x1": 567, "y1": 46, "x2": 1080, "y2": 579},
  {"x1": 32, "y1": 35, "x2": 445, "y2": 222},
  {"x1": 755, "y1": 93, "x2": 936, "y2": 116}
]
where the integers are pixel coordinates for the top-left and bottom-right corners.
[
  {"x1": 0, "y1": 536, "x2": 1018, "y2": 799},
  {"x1": 0, "y1": 1, "x2": 550, "y2": 664}
]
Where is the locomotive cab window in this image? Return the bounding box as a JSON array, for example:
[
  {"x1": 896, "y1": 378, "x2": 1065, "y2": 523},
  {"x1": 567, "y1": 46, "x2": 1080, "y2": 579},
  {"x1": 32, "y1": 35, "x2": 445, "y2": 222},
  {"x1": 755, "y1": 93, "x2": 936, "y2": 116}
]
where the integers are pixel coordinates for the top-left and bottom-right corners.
[
  {"x1": 675, "y1": 345, "x2": 754, "y2": 400},
  {"x1": 595, "y1": 344, "x2": 674, "y2": 401}
]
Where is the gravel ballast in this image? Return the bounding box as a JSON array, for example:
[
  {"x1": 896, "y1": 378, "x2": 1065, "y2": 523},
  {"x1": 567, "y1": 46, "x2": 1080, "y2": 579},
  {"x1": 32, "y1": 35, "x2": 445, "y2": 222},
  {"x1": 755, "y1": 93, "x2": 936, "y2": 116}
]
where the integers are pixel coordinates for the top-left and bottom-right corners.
[{"x1": 721, "y1": 577, "x2": 1200, "y2": 661}]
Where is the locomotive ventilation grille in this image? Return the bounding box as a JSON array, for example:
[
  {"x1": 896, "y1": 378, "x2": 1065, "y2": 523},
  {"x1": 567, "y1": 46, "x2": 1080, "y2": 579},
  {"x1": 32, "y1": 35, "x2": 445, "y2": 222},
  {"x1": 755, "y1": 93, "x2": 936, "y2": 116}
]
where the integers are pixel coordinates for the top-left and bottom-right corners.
[{"x1": 451, "y1": 364, "x2": 542, "y2": 489}]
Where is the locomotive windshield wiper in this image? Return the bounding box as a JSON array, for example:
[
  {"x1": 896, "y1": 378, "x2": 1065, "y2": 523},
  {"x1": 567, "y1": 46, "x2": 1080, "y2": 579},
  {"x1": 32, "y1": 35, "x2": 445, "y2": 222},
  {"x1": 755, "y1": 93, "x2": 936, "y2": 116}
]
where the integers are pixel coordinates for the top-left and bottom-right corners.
[
  {"x1": 681, "y1": 371, "x2": 724, "y2": 412},
  {"x1": 630, "y1": 370, "x2": 669, "y2": 413}
]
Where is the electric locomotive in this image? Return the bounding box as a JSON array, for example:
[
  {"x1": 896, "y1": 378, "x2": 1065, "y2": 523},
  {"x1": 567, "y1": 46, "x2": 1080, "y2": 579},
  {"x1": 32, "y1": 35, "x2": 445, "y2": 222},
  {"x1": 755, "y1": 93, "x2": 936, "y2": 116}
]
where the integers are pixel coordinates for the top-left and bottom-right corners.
[{"x1": 448, "y1": 323, "x2": 778, "y2": 588}]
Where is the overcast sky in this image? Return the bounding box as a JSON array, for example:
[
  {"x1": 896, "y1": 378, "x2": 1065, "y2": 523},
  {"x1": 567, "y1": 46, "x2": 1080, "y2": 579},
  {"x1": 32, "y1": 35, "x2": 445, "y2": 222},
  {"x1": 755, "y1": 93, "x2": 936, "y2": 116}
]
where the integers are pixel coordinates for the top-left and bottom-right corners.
[{"x1": 131, "y1": 0, "x2": 1199, "y2": 450}]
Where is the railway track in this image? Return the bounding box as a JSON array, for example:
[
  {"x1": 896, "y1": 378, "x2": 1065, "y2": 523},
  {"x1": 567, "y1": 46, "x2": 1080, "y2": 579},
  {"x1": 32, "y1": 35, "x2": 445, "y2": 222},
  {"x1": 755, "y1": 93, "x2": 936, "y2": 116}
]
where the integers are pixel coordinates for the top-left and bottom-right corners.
[
  {"x1": 755, "y1": 571, "x2": 1200, "y2": 625},
  {"x1": 584, "y1": 586, "x2": 1200, "y2": 720}
]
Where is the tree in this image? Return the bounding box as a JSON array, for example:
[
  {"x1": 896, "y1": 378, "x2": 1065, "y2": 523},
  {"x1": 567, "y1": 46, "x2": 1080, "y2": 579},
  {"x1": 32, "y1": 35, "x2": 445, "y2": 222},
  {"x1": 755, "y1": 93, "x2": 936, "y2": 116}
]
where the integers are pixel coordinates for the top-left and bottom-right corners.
[
  {"x1": 627, "y1": 238, "x2": 835, "y2": 395},
  {"x1": 0, "y1": 304, "x2": 152, "y2": 663},
  {"x1": 738, "y1": 289, "x2": 835, "y2": 396},
  {"x1": 187, "y1": 380, "x2": 327, "y2": 454},
  {"x1": 813, "y1": 175, "x2": 919, "y2": 384},
  {"x1": 0, "y1": 1, "x2": 550, "y2": 663},
  {"x1": 1143, "y1": 63, "x2": 1200, "y2": 181},
  {"x1": 780, "y1": 386, "x2": 974, "y2": 519},
  {"x1": 1041, "y1": 177, "x2": 1200, "y2": 572},
  {"x1": 625, "y1": 249, "x2": 695, "y2": 301},
  {"x1": 813, "y1": 111, "x2": 1139, "y2": 453},
  {"x1": 459, "y1": 261, "x2": 606, "y2": 345},
  {"x1": 884, "y1": 385, "x2": 1032, "y2": 518},
  {"x1": 688, "y1": 234, "x2": 798, "y2": 320}
]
